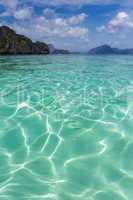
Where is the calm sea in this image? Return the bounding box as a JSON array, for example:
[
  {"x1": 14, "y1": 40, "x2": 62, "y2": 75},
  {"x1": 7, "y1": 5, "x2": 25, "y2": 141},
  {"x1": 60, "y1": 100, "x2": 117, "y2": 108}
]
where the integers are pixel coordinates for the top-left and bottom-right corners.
[{"x1": 0, "y1": 55, "x2": 133, "y2": 200}]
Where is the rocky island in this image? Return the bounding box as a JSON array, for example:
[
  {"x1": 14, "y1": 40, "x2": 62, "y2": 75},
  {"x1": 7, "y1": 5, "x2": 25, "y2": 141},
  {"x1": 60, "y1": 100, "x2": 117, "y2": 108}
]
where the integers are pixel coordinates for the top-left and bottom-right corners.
[
  {"x1": 52, "y1": 49, "x2": 70, "y2": 54},
  {"x1": 89, "y1": 45, "x2": 133, "y2": 55},
  {"x1": 0, "y1": 26, "x2": 49, "y2": 55},
  {"x1": 48, "y1": 44, "x2": 70, "y2": 54}
]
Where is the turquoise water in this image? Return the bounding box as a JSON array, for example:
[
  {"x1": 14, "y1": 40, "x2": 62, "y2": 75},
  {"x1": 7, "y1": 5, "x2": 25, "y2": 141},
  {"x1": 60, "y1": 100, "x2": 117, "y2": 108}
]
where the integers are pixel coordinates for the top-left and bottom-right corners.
[{"x1": 0, "y1": 55, "x2": 133, "y2": 200}]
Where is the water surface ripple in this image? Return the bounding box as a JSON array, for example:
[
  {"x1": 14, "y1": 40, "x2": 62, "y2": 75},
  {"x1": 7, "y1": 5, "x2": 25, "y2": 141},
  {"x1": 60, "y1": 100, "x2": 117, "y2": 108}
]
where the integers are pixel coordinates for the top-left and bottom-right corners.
[{"x1": 0, "y1": 55, "x2": 133, "y2": 200}]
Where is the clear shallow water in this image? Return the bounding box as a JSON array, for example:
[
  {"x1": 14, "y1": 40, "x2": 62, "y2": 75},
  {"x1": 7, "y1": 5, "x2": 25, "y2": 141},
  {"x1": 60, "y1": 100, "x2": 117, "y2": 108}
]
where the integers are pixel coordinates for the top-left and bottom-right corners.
[{"x1": 0, "y1": 55, "x2": 133, "y2": 200}]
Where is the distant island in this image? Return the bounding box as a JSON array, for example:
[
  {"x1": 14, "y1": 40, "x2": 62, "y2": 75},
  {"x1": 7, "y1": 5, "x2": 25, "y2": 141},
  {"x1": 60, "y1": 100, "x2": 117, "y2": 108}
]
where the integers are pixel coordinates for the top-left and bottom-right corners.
[
  {"x1": 0, "y1": 26, "x2": 69, "y2": 55},
  {"x1": 88, "y1": 45, "x2": 133, "y2": 55},
  {"x1": 48, "y1": 44, "x2": 70, "y2": 54}
]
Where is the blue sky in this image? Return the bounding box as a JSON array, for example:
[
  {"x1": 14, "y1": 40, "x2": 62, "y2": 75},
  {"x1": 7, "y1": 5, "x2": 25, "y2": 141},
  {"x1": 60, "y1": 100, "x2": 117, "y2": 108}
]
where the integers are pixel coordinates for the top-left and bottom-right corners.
[{"x1": 0, "y1": 0, "x2": 133, "y2": 52}]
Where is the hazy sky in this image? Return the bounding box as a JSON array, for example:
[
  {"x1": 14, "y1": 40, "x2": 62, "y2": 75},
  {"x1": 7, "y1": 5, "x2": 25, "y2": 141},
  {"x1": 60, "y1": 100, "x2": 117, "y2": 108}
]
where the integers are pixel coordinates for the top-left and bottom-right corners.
[{"x1": 0, "y1": 0, "x2": 133, "y2": 51}]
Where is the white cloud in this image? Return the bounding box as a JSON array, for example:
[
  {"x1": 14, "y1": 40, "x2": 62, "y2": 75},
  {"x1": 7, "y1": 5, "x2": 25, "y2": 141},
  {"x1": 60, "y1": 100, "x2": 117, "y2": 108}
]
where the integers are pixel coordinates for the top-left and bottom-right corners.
[
  {"x1": 0, "y1": 0, "x2": 18, "y2": 10},
  {"x1": 27, "y1": 13, "x2": 89, "y2": 40},
  {"x1": 68, "y1": 13, "x2": 87, "y2": 25},
  {"x1": 52, "y1": 13, "x2": 87, "y2": 26},
  {"x1": 0, "y1": 0, "x2": 18, "y2": 17},
  {"x1": 14, "y1": 8, "x2": 32, "y2": 20},
  {"x1": 108, "y1": 12, "x2": 133, "y2": 32},
  {"x1": 97, "y1": 12, "x2": 133, "y2": 33}
]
